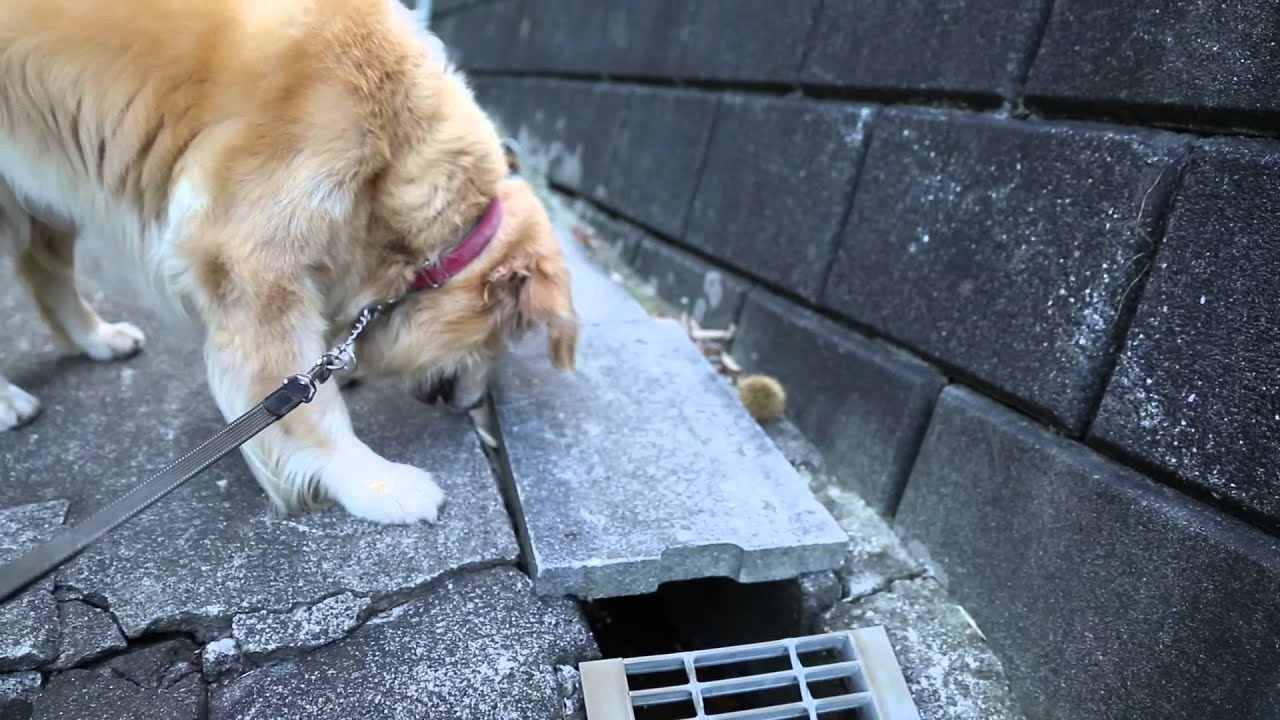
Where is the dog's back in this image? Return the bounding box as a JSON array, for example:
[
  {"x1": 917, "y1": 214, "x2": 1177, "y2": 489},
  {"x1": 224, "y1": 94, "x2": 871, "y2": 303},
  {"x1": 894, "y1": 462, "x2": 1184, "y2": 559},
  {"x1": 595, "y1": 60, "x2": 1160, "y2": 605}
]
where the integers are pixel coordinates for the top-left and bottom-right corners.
[
  {"x1": 0, "y1": 0, "x2": 480, "y2": 305},
  {"x1": 0, "y1": 0, "x2": 575, "y2": 527}
]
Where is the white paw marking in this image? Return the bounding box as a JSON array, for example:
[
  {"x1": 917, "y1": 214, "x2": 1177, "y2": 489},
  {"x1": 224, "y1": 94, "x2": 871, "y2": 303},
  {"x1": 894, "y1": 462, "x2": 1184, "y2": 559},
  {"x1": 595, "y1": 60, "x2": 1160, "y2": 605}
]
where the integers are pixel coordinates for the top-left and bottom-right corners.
[
  {"x1": 326, "y1": 458, "x2": 446, "y2": 525},
  {"x1": 81, "y1": 321, "x2": 146, "y2": 362},
  {"x1": 0, "y1": 384, "x2": 41, "y2": 431}
]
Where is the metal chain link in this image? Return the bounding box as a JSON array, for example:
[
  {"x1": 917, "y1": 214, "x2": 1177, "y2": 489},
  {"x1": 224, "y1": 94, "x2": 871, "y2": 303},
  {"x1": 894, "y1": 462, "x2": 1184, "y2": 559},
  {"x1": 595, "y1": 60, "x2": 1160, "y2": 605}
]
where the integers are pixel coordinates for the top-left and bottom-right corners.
[{"x1": 291, "y1": 302, "x2": 392, "y2": 401}]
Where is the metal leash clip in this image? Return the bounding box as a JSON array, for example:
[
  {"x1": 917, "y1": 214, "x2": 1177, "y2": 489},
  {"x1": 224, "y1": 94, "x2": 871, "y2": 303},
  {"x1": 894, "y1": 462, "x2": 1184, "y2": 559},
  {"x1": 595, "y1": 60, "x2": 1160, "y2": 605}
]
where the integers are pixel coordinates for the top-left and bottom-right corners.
[{"x1": 265, "y1": 303, "x2": 388, "y2": 417}]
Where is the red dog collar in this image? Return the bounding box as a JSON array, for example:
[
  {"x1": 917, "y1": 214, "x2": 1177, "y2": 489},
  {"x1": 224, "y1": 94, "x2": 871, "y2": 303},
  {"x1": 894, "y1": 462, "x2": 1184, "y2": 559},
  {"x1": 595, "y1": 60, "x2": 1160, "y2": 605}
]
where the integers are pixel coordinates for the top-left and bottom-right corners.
[{"x1": 409, "y1": 197, "x2": 502, "y2": 291}]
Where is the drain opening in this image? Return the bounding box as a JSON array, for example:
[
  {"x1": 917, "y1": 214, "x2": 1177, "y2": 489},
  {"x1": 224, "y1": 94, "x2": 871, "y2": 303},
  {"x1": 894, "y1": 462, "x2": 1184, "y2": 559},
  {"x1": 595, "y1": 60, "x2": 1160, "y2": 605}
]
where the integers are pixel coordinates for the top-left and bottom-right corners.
[
  {"x1": 633, "y1": 694, "x2": 697, "y2": 720},
  {"x1": 584, "y1": 575, "x2": 832, "y2": 660},
  {"x1": 818, "y1": 707, "x2": 874, "y2": 720},
  {"x1": 628, "y1": 668, "x2": 693, "y2": 692}
]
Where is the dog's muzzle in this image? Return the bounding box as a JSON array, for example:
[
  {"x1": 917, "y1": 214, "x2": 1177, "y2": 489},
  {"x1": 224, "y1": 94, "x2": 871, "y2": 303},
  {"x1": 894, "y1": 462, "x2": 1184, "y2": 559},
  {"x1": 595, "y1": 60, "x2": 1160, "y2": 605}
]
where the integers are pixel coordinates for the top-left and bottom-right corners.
[{"x1": 412, "y1": 372, "x2": 487, "y2": 412}]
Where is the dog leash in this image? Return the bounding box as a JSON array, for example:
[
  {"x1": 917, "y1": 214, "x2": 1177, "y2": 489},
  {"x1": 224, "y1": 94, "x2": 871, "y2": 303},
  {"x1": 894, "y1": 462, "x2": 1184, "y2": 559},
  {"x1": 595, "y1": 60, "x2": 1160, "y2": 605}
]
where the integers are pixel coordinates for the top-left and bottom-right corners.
[
  {"x1": 0, "y1": 147, "x2": 519, "y2": 605},
  {"x1": 0, "y1": 304, "x2": 388, "y2": 604}
]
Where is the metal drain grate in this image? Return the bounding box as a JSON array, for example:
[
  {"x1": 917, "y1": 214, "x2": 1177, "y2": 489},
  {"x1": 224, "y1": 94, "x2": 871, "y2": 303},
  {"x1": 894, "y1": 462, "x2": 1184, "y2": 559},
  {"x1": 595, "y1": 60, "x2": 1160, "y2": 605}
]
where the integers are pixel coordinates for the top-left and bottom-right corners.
[{"x1": 579, "y1": 627, "x2": 920, "y2": 720}]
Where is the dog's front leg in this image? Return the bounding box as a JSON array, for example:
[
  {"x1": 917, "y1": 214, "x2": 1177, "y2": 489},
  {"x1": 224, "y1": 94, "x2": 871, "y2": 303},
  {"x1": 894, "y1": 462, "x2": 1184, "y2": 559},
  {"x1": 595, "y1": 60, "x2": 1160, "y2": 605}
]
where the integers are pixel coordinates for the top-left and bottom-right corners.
[{"x1": 200, "y1": 281, "x2": 444, "y2": 524}]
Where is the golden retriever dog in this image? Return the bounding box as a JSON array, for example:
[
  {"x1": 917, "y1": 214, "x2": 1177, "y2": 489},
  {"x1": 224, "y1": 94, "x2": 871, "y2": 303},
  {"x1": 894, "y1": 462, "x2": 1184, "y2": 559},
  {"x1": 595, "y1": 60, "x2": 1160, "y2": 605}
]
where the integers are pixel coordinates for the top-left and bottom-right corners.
[{"x1": 0, "y1": 0, "x2": 577, "y2": 523}]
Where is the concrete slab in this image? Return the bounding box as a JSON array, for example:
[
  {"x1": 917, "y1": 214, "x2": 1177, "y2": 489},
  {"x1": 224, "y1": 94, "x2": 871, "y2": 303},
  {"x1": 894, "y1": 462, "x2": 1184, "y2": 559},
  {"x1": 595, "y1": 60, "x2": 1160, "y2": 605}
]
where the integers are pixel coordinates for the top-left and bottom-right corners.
[
  {"x1": 50, "y1": 380, "x2": 518, "y2": 641},
  {"x1": 200, "y1": 639, "x2": 244, "y2": 683},
  {"x1": 553, "y1": 223, "x2": 651, "y2": 326},
  {"x1": 737, "y1": 290, "x2": 945, "y2": 514},
  {"x1": 822, "y1": 110, "x2": 1186, "y2": 432},
  {"x1": 1091, "y1": 139, "x2": 1280, "y2": 523},
  {"x1": 0, "y1": 672, "x2": 41, "y2": 719},
  {"x1": 820, "y1": 578, "x2": 1025, "y2": 720},
  {"x1": 629, "y1": 236, "x2": 753, "y2": 329},
  {"x1": 103, "y1": 639, "x2": 199, "y2": 690},
  {"x1": 210, "y1": 567, "x2": 598, "y2": 720},
  {"x1": 898, "y1": 386, "x2": 1280, "y2": 718},
  {"x1": 0, "y1": 259, "x2": 518, "y2": 650},
  {"x1": 494, "y1": 287, "x2": 847, "y2": 597},
  {"x1": 0, "y1": 500, "x2": 68, "y2": 673},
  {"x1": 231, "y1": 591, "x2": 368, "y2": 662},
  {"x1": 30, "y1": 670, "x2": 204, "y2": 720},
  {"x1": 52, "y1": 600, "x2": 126, "y2": 669}
]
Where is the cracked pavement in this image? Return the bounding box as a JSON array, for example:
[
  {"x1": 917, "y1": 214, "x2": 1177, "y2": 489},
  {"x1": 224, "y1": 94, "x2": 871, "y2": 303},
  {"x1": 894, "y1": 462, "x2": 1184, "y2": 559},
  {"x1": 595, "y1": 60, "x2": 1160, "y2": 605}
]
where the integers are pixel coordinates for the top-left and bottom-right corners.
[
  {"x1": 1, "y1": 194, "x2": 1024, "y2": 719},
  {"x1": 0, "y1": 247, "x2": 589, "y2": 718}
]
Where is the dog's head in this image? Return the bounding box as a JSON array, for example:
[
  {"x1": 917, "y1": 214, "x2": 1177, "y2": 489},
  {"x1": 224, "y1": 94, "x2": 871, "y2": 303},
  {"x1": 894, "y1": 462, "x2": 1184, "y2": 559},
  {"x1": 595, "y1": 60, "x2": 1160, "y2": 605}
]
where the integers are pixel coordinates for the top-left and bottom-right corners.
[
  {"x1": 356, "y1": 174, "x2": 578, "y2": 410},
  {"x1": 297, "y1": 9, "x2": 575, "y2": 409}
]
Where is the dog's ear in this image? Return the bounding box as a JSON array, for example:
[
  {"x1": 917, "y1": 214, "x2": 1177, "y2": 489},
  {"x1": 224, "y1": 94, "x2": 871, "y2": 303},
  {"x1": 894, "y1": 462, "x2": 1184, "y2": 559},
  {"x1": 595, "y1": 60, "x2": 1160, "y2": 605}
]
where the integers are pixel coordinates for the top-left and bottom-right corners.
[{"x1": 486, "y1": 254, "x2": 578, "y2": 371}]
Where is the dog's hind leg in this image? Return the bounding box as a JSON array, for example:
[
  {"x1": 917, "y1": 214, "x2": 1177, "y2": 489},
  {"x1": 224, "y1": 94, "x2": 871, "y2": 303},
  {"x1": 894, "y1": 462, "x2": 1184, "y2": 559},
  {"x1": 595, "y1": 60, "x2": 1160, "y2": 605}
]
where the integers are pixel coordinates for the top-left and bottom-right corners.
[{"x1": 14, "y1": 222, "x2": 146, "y2": 362}]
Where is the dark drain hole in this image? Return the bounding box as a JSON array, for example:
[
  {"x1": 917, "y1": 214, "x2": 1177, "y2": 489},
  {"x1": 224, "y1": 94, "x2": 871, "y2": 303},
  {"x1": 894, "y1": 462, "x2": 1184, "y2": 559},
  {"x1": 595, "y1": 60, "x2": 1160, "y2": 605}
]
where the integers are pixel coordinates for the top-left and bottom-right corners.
[
  {"x1": 694, "y1": 653, "x2": 792, "y2": 682},
  {"x1": 627, "y1": 668, "x2": 690, "y2": 691},
  {"x1": 808, "y1": 676, "x2": 854, "y2": 699},
  {"x1": 798, "y1": 647, "x2": 845, "y2": 667},
  {"x1": 633, "y1": 697, "x2": 697, "y2": 720},
  {"x1": 583, "y1": 575, "x2": 834, "y2": 660}
]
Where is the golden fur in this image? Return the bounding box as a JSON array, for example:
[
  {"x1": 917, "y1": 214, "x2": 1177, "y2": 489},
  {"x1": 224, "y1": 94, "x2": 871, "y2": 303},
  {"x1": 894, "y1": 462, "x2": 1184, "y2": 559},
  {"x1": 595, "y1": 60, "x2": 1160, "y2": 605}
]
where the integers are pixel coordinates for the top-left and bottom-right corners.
[{"x1": 0, "y1": 0, "x2": 576, "y2": 523}]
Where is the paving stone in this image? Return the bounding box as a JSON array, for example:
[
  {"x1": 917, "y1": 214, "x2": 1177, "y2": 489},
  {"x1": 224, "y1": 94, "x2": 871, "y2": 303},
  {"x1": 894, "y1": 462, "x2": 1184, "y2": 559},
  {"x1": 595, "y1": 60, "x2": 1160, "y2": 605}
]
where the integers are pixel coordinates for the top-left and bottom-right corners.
[
  {"x1": 232, "y1": 592, "x2": 368, "y2": 662},
  {"x1": 686, "y1": 96, "x2": 871, "y2": 301},
  {"x1": 200, "y1": 639, "x2": 245, "y2": 684},
  {"x1": 1091, "y1": 139, "x2": 1280, "y2": 522},
  {"x1": 1026, "y1": 0, "x2": 1280, "y2": 129},
  {"x1": 822, "y1": 110, "x2": 1186, "y2": 432},
  {"x1": 897, "y1": 387, "x2": 1280, "y2": 719},
  {"x1": 430, "y1": 0, "x2": 520, "y2": 71},
  {"x1": 629, "y1": 237, "x2": 752, "y2": 329},
  {"x1": 803, "y1": 0, "x2": 1047, "y2": 100},
  {"x1": 677, "y1": 0, "x2": 819, "y2": 83},
  {"x1": 820, "y1": 578, "x2": 1025, "y2": 720},
  {"x1": 734, "y1": 290, "x2": 944, "y2": 514},
  {"x1": 0, "y1": 672, "x2": 41, "y2": 720},
  {"x1": 52, "y1": 601, "x2": 126, "y2": 670},
  {"x1": 0, "y1": 262, "x2": 518, "y2": 644},
  {"x1": 104, "y1": 640, "x2": 199, "y2": 690},
  {"x1": 0, "y1": 500, "x2": 68, "y2": 673},
  {"x1": 494, "y1": 278, "x2": 847, "y2": 597},
  {"x1": 210, "y1": 567, "x2": 597, "y2": 720},
  {"x1": 30, "y1": 670, "x2": 203, "y2": 720},
  {"x1": 601, "y1": 88, "x2": 717, "y2": 237}
]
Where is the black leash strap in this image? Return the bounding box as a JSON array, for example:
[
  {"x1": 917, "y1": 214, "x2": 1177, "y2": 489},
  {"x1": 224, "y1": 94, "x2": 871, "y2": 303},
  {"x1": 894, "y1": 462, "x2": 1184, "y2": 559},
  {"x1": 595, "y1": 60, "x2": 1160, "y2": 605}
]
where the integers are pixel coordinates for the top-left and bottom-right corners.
[{"x1": 0, "y1": 304, "x2": 387, "y2": 605}]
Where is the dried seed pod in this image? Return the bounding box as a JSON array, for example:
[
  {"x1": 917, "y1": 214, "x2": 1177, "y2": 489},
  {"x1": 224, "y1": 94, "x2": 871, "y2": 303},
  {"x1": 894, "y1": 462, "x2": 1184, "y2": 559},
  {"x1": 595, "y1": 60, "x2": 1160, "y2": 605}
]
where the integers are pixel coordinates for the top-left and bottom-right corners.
[{"x1": 737, "y1": 374, "x2": 786, "y2": 422}]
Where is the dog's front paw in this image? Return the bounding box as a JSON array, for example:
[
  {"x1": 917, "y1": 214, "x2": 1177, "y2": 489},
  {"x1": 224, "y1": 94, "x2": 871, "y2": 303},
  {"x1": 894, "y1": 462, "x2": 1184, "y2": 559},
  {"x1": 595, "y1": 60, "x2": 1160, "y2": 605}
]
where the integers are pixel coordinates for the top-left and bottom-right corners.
[
  {"x1": 326, "y1": 459, "x2": 446, "y2": 525},
  {"x1": 0, "y1": 383, "x2": 41, "y2": 431},
  {"x1": 81, "y1": 321, "x2": 146, "y2": 362}
]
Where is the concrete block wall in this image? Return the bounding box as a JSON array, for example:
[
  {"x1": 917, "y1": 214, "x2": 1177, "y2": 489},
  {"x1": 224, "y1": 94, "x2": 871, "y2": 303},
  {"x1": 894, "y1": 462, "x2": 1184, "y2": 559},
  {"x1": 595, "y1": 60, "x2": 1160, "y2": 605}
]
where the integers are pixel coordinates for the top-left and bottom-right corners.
[{"x1": 432, "y1": 2, "x2": 1280, "y2": 718}]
